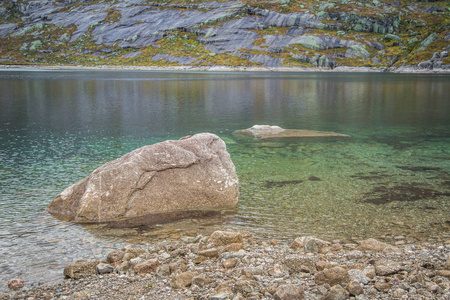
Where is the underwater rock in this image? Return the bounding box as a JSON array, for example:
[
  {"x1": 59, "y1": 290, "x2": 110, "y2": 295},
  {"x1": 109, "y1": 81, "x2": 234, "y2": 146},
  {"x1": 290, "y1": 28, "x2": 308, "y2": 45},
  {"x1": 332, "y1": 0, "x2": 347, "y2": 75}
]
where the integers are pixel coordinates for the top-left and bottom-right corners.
[
  {"x1": 47, "y1": 133, "x2": 239, "y2": 224},
  {"x1": 274, "y1": 284, "x2": 305, "y2": 300},
  {"x1": 290, "y1": 236, "x2": 330, "y2": 253},
  {"x1": 232, "y1": 125, "x2": 350, "y2": 140},
  {"x1": 363, "y1": 183, "x2": 450, "y2": 204}
]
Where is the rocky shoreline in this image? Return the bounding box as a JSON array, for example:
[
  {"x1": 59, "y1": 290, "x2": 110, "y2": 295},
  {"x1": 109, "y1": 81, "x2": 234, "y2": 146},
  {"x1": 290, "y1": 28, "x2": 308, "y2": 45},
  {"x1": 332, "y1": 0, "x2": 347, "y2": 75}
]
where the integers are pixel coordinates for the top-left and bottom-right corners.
[
  {"x1": 3, "y1": 230, "x2": 449, "y2": 300},
  {"x1": 0, "y1": 64, "x2": 449, "y2": 74}
]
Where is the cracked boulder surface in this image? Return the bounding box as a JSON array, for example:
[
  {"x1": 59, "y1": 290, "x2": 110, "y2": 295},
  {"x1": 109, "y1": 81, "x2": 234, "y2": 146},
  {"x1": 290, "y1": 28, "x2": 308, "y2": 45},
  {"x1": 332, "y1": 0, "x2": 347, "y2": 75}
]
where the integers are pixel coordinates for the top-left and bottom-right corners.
[{"x1": 46, "y1": 133, "x2": 239, "y2": 224}]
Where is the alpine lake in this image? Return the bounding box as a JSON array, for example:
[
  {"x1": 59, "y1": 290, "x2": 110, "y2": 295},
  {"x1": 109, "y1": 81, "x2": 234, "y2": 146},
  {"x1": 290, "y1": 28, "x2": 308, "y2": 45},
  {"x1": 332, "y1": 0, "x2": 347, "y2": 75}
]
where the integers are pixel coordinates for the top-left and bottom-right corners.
[{"x1": 0, "y1": 70, "x2": 449, "y2": 289}]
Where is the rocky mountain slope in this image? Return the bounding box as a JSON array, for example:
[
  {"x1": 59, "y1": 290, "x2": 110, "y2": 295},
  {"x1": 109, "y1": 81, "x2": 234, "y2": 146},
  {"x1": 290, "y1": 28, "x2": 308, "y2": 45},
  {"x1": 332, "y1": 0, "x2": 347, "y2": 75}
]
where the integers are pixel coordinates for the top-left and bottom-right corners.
[{"x1": 0, "y1": 0, "x2": 449, "y2": 70}]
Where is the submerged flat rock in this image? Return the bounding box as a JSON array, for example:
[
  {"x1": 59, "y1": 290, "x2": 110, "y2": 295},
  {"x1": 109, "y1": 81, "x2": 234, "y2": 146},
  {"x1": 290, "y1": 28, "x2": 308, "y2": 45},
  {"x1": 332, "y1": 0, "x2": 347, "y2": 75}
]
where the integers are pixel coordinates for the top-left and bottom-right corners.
[
  {"x1": 47, "y1": 133, "x2": 239, "y2": 224},
  {"x1": 233, "y1": 125, "x2": 350, "y2": 140}
]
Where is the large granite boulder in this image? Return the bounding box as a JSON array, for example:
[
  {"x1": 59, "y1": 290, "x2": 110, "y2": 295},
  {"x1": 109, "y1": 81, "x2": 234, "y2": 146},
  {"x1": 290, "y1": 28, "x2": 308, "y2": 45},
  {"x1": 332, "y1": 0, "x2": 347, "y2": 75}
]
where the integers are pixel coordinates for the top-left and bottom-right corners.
[
  {"x1": 233, "y1": 125, "x2": 350, "y2": 140},
  {"x1": 47, "y1": 133, "x2": 239, "y2": 223}
]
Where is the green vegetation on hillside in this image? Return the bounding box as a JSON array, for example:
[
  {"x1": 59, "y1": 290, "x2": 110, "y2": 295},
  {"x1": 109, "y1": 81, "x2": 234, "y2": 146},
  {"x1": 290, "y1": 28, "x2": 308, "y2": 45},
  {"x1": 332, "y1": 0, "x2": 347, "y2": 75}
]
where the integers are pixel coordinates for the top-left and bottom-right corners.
[{"x1": 0, "y1": 0, "x2": 448, "y2": 69}]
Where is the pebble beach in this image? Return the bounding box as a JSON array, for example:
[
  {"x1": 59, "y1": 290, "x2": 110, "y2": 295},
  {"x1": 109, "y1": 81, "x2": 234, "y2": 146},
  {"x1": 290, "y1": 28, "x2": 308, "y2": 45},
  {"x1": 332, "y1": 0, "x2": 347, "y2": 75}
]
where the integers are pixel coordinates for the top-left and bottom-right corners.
[{"x1": 3, "y1": 230, "x2": 449, "y2": 300}]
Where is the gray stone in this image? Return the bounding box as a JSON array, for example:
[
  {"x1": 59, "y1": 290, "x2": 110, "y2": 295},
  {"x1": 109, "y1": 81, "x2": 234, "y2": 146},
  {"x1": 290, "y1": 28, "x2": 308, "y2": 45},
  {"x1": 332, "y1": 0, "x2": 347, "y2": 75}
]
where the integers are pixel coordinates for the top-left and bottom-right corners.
[
  {"x1": 156, "y1": 264, "x2": 170, "y2": 277},
  {"x1": 274, "y1": 284, "x2": 305, "y2": 300},
  {"x1": 210, "y1": 292, "x2": 233, "y2": 300},
  {"x1": 356, "y1": 238, "x2": 394, "y2": 251},
  {"x1": 96, "y1": 263, "x2": 114, "y2": 274},
  {"x1": 0, "y1": 23, "x2": 18, "y2": 38},
  {"x1": 47, "y1": 133, "x2": 239, "y2": 223},
  {"x1": 347, "y1": 279, "x2": 363, "y2": 296},
  {"x1": 348, "y1": 269, "x2": 370, "y2": 284},
  {"x1": 170, "y1": 271, "x2": 196, "y2": 289},
  {"x1": 345, "y1": 250, "x2": 364, "y2": 260},
  {"x1": 198, "y1": 248, "x2": 219, "y2": 258},
  {"x1": 421, "y1": 6, "x2": 444, "y2": 13},
  {"x1": 374, "y1": 277, "x2": 392, "y2": 292},
  {"x1": 284, "y1": 255, "x2": 316, "y2": 273},
  {"x1": 291, "y1": 53, "x2": 336, "y2": 68},
  {"x1": 106, "y1": 250, "x2": 124, "y2": 266},
  {"x1": 385, "y1": 34, "x2": 400, "y2": 40},
  {"x1": 192, "y1": 274, "x2": 206, "y2": 287},
  {"x1": 223, "y1": 258, "x2": 237, "y2": 269},
  {"x1": 286, "y1": 26, "x2": 313, "y2": 36},
  {"x1": 115, "y1": 261, "x2": 133, "y2": 274},
  {"x1": 133, "y1": 259, "x2": 159, "y2": 274},
  {"x1": 375, "y1": 258, "x2": 401, "y2": 276},
  {"x1": 417, "y1": 60, "x2": 433, "y2": 70},
  {"x1": 207, "y1": 231, "x2": 243, "y2": 247},
  {"x1": 324, "y1": 11, "x2": 400, "y2": 34},
  {"x1": 315, "y1": 267, "x2": 349, "y2": 285},
  {"x1": 392, "y1": 288, "x2": 407, "y2": 298},
  {"x1": 242, "y1": 267, "x2": 263, "y2": 277},
  {"x1": 322, "y1": 284, "x2": 350, "y2": 300},
  {"x1": 366, "y1": 40, "x2": 385, "y2": 50},
  {"x1": 246, "y1": 54, "x2": 283, "y2": 67},
  {"x1": 129, "y1": 257, "x2": 145, "y2": 265}
]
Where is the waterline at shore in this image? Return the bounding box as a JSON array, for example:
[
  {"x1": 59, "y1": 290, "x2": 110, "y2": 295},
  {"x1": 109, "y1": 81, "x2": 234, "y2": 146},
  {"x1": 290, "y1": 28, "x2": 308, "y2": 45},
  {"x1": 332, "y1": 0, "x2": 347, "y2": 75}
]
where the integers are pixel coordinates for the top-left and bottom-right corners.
[
  {"x1": 3, "y1": 230, "x2": 450, "y2": 299},
  {"x1": 1, "y1": 64, "x2": 449, "y2": 73}
]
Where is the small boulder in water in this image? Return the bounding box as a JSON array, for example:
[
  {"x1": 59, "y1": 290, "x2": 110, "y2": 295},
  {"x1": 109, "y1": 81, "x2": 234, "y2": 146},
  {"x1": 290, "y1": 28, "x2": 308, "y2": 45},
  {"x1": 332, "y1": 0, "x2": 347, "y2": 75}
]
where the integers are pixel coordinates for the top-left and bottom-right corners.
[{"x1": 232, "y1": 125, "x2": 350, "y2": 140}]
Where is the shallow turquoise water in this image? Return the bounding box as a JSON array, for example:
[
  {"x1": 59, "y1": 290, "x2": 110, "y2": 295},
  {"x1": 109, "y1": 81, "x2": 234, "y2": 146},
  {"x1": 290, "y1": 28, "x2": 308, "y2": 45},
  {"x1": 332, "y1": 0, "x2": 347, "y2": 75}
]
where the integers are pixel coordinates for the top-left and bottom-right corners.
[{"x1": 0, "y1": 70, "x2": 449, "y2": 288}]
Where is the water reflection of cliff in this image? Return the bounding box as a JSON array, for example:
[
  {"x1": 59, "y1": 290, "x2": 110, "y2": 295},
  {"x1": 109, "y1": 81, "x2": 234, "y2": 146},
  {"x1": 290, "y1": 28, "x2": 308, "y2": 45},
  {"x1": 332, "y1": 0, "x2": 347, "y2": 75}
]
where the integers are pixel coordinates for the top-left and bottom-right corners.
[{"x1": 1, "y1": 71, "x2": 448, "y2": 137}]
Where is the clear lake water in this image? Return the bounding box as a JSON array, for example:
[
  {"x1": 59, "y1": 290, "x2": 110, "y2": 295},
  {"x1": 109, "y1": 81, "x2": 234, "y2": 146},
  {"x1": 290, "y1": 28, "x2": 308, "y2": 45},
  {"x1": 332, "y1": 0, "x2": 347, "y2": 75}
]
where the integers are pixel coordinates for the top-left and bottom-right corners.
[{"x1": 0, "y1": 70, "x2": 449, "y2": 289}]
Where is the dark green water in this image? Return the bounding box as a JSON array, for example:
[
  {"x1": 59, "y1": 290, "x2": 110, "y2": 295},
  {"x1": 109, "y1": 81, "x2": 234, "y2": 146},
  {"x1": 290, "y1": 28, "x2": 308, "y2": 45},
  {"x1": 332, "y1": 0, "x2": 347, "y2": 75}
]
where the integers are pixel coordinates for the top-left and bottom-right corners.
[{"x1": 0, "y1": 70, "x2": 449, "y2": 288}]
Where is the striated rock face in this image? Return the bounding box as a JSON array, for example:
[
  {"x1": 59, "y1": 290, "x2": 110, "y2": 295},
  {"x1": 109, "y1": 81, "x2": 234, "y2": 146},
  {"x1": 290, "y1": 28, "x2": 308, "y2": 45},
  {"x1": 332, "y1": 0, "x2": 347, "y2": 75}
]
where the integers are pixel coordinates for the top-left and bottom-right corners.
[
  {"x1": 0, "y1": 0, "x2": 448, "y2": 70},
  {"x1": 47, "y1": 133, "x2": 239, "y2": 223},
  {"x1": 233, "y1": 125, "x2": 350, "y2": 140}
]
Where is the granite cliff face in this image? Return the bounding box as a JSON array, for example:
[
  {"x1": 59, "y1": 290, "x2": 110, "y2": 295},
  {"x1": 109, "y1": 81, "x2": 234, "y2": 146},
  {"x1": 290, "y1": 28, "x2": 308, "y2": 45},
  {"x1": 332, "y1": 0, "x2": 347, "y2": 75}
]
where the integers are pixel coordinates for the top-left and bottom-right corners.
[{"x1": 0, "y1": 0, "x2": 448, "y2": 70}]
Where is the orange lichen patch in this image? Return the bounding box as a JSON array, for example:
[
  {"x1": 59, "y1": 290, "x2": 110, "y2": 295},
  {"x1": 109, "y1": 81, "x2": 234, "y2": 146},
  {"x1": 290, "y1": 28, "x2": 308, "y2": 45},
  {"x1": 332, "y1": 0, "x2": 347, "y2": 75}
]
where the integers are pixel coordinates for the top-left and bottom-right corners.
[
  {"x1": 240, "y1": 49, "x2": 271, "y2": 56},
  {"x1": 253, "y1": 36, "x2": 266, "y2": 47},
  {"x1": 324, "y1": 3, "x2": 387, "y2": 17},
  {"x1": 104, "y1": 9, "x2": 122, "y2": 24},
  {"x1": 258, "y1": 27, "x2": 289, "y2": 35},
  {"x1": 197, "y1": 52, "x2": 250, "y2": 67}
]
